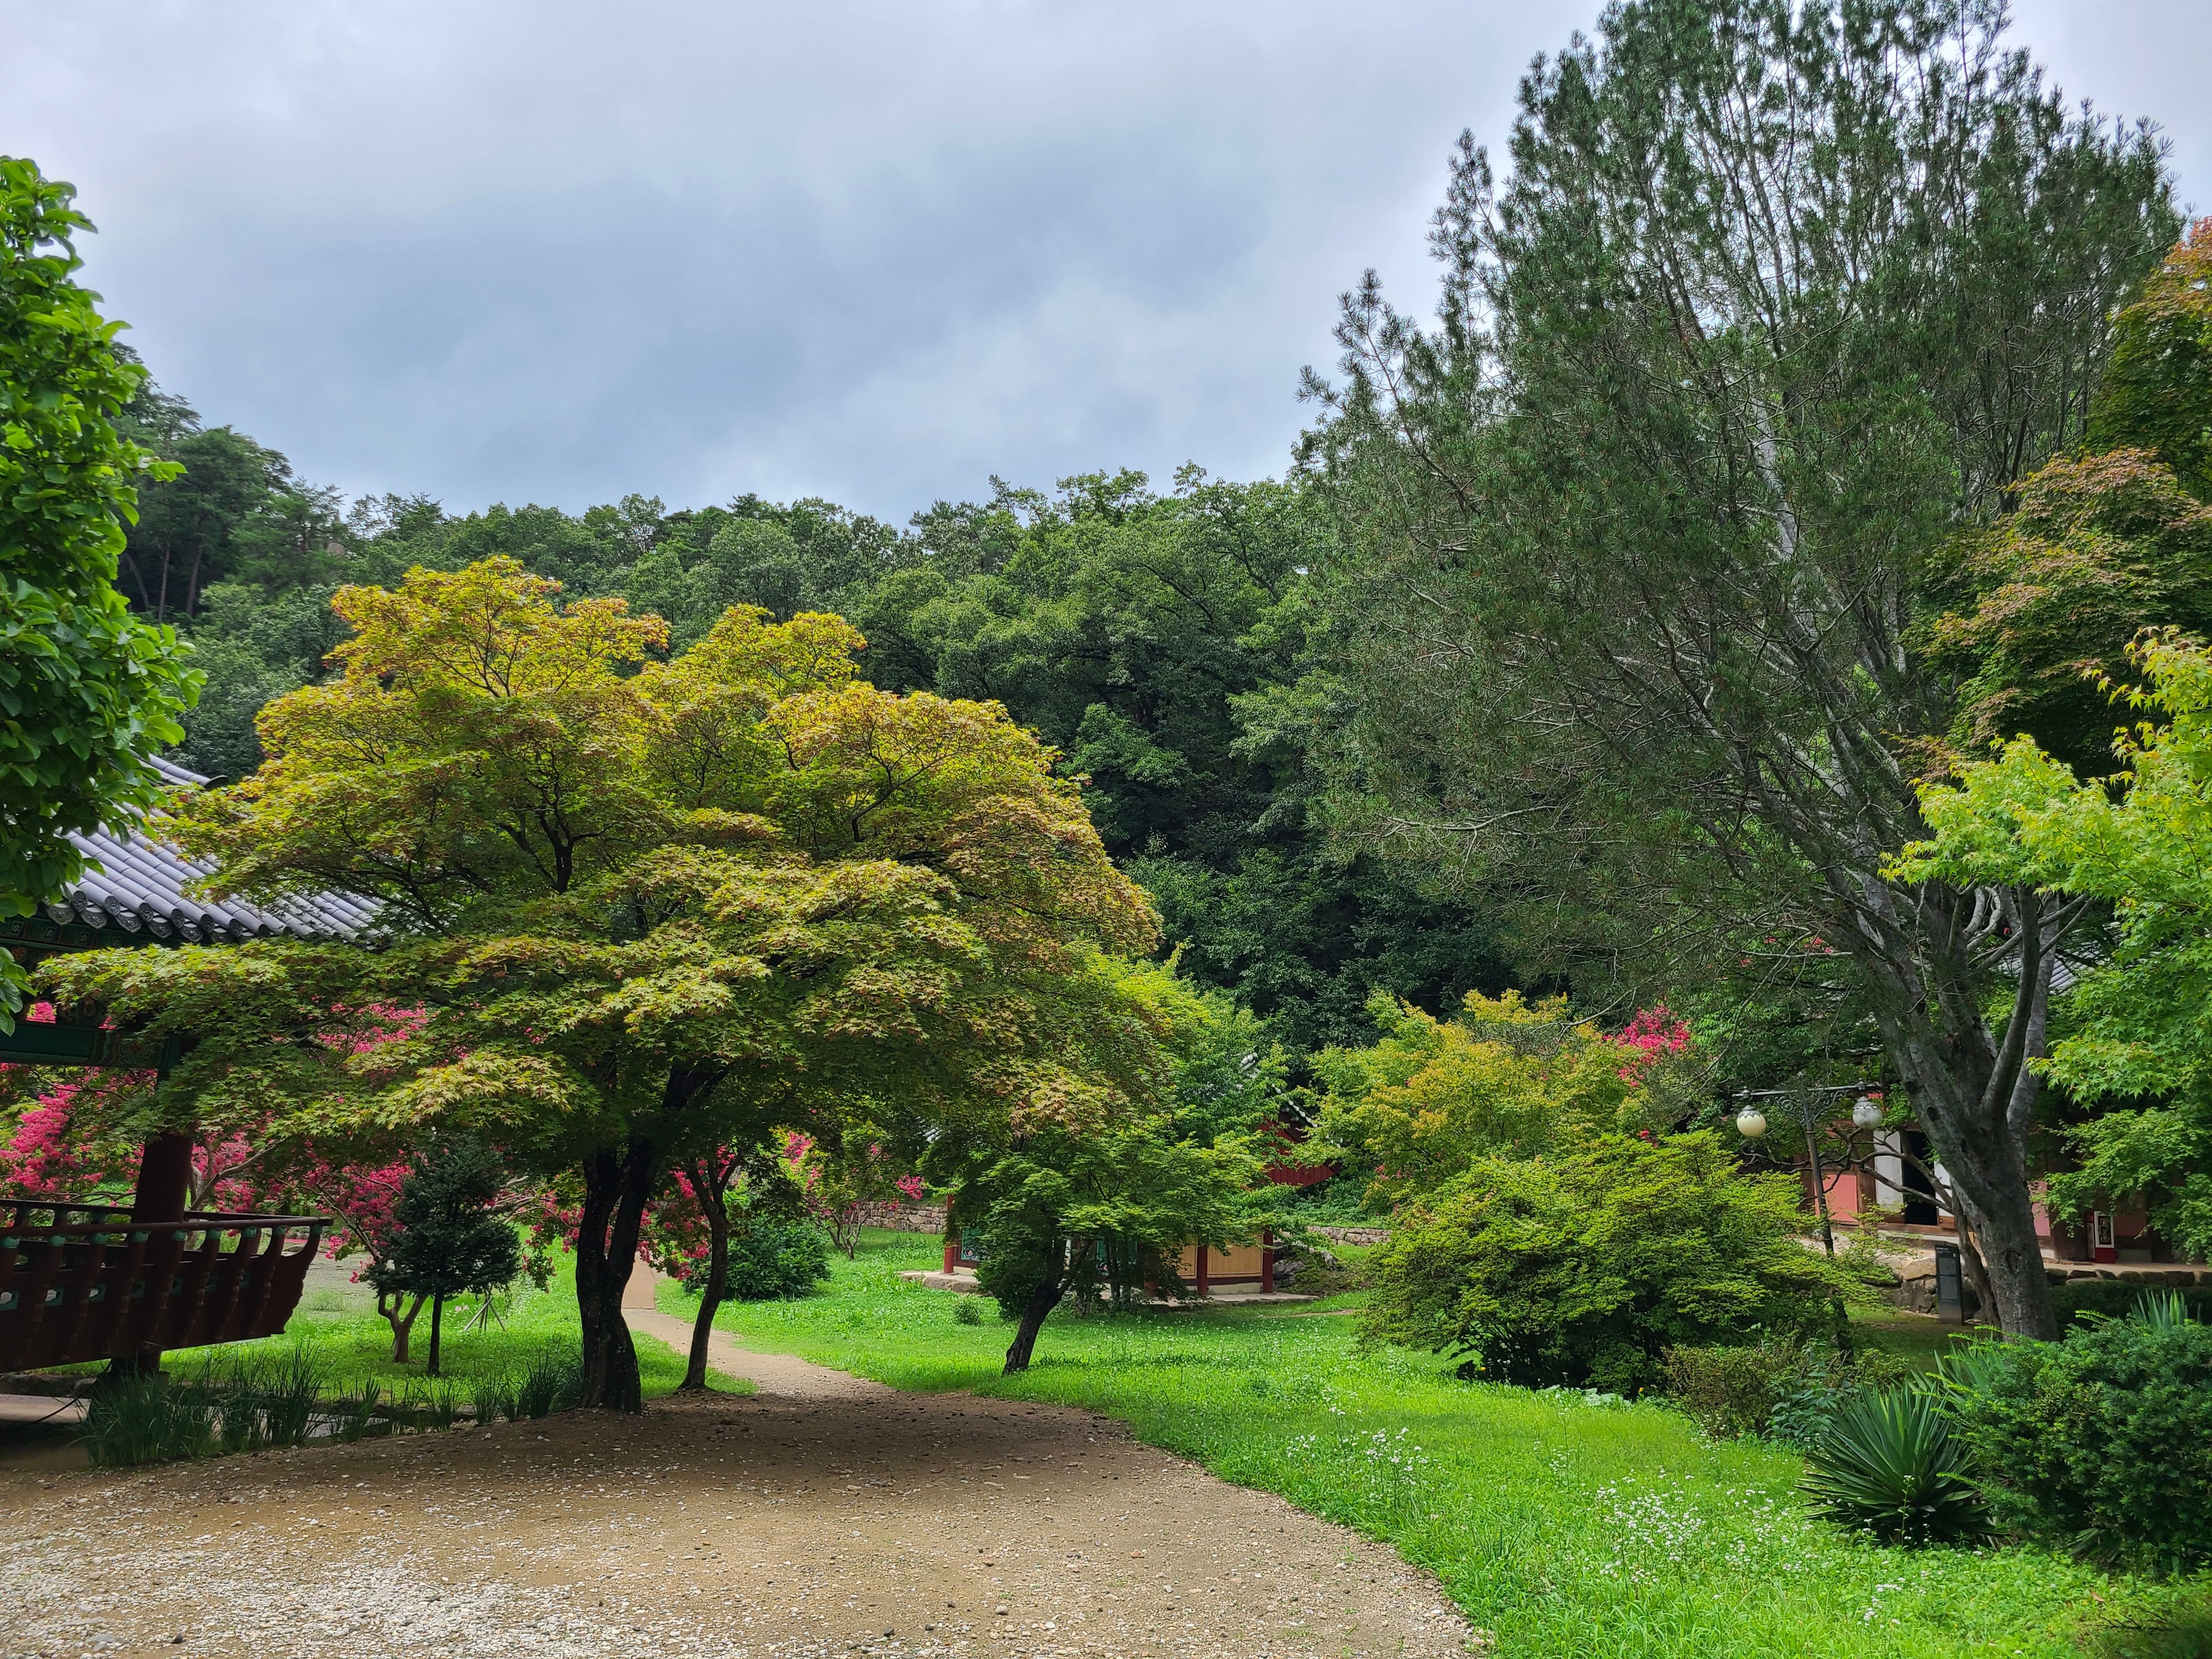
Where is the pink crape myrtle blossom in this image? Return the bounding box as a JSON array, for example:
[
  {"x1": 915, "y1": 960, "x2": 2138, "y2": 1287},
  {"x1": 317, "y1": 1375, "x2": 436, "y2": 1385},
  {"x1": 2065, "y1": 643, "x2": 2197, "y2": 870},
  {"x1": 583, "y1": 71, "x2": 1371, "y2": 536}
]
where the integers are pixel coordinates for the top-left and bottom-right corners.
[
  {"x1": 296, "y1": 1155, "x2": 412, "y2": 1274},
  {"x1": 0, "y1": 1081, "x2": 128, "y2": 1197},
  {"x1": 1612, "y1": 1006, "x2": 1692, "y2": 1083}
]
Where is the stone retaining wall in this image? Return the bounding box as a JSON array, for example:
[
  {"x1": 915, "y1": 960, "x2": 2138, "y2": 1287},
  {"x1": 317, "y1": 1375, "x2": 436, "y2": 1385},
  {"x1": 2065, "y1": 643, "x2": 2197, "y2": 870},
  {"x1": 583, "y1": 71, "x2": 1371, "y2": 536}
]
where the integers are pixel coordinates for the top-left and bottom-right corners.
[
  {"x1": 852, "y1": 1206, "x2": 1396, "y2": 1247},
  {"x1": 853, "y1": 1200, "x2": 949, "y2": 1234},
  {"x1": 2045, "y1": 1263, "x2": 2208, "y2": 1285},
  {"x1": 1311, "y1": 1225, "x2": 1392, "y2": 1246},
  {"x1": 1884, "y1": 1255, "x2": 2208, "y2": 1315}
]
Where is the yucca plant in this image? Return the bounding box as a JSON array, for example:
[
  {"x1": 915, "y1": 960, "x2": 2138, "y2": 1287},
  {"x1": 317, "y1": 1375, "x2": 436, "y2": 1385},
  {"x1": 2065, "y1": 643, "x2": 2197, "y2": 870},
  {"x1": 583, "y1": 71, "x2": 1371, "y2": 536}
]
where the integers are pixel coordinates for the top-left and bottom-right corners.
[
  {"x1": 2131, "y1": 1289, "x2": 2198, "y2": 1333},
  {"x1": 1928, "y1": 1336, "x2": 2018, "y2": 1403},
  {"x1": 1802, "y1": 1387, "x2": 1983, "y2": 1545}
]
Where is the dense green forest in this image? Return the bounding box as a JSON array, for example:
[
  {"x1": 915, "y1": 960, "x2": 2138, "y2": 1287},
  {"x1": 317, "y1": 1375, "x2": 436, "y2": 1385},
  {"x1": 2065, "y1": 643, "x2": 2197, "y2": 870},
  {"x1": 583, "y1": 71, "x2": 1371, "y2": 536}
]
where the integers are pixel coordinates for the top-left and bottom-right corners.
[{"x1": 121, "y1": 373, "x2": 1509, "y2": 1061}]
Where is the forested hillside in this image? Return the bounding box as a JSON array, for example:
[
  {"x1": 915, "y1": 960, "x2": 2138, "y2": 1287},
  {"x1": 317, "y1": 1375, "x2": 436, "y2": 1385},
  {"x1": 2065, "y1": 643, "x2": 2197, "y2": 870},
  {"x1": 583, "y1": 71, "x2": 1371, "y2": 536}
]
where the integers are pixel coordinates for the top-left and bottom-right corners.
[{"x1": 126, "y1": 382, "x2": 1507, "y2": 1058}]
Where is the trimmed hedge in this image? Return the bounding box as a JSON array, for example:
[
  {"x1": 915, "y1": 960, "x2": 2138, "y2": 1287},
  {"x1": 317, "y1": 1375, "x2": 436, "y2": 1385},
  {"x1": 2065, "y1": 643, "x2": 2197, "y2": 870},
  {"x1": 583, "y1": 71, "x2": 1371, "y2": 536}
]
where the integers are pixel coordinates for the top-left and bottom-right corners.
[{"x1": 2049, "y1": 1278, "x2": 2212, "y2": 1330}]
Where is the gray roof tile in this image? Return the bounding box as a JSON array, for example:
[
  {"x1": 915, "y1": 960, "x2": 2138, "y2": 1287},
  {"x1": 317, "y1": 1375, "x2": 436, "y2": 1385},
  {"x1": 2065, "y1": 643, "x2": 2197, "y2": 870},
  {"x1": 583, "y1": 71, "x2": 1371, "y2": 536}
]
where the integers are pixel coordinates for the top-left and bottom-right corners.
[{"x1": 47, "y1": 759, "x2": 377, "y2": 947}]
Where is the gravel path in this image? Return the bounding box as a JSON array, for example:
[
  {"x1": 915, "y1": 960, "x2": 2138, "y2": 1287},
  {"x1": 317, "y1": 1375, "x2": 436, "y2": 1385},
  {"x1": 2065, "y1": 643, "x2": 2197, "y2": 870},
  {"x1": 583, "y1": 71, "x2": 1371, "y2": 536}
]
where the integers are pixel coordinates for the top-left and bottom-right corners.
[{"x1": 4, "y1": 1314, "x2": 1481, "y2": 1659}]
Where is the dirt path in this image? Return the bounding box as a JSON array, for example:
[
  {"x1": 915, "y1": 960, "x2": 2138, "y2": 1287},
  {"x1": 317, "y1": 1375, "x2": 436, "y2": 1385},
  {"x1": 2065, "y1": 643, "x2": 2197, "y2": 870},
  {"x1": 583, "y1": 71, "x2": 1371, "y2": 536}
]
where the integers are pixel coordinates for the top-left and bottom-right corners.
[
  {"x1": 625, "y1": 1306, "x2": 887, "y2": 1402},
  {"x1": 3, "y1": 1316, "x2": 1479, "y2": 1659}
]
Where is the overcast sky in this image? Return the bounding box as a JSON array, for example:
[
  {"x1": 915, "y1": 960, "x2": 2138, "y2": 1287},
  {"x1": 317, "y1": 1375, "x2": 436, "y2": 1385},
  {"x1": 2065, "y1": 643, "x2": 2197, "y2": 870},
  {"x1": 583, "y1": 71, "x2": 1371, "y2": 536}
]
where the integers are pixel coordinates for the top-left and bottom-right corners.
[{"x1": 12, "y1": 1, "x2": 2207, "y2": 524}]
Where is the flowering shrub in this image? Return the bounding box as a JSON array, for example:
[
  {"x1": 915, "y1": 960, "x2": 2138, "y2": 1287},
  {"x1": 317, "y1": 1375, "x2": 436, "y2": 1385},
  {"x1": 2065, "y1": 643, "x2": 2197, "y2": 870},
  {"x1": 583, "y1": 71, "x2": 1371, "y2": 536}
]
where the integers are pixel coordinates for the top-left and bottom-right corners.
[
  {"x1": 1612, "y1": 1006, "x2": 1691, "y2": 1082},
  {"x1": 640, "y1": 1154, "x2": 830, "y2": 1301},
  {"x1": 0, "y1": 1074, "x2": 278, "y2": 1210},
  {"x1": 1314, "y1": 991, "x2": 1697, "y2": 1205},
  {"x1": 785, "y1": 1130, "x2": 927, "y2": 1257},
  {"x1": 0, "y1": 1081, "x2": 136, "y2": 1197}
]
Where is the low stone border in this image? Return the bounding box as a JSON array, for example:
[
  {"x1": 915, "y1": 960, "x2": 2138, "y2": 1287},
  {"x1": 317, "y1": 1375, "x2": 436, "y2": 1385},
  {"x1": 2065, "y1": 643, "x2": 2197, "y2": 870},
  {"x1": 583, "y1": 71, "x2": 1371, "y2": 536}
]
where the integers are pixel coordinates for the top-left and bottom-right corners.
[
  {"x1": 851, "y1": 1200, "x2": 949, "y2": 1233},
  {"x1": 2045, "y1": 1263, "x2": 2208, "y2": 1285},
  {"x1": 1311, "y1": 1224, "x2": 1392, "y2": 1246}
]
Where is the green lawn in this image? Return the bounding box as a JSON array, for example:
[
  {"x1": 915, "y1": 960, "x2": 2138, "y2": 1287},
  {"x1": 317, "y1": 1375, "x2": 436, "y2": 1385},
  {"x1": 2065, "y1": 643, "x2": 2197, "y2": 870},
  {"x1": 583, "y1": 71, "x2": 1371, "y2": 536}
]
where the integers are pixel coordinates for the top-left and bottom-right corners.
[
  {"x1": 1848, "y1": 1304, "x2": 2002, "y2": 1372},
  {"x1": 674, "y1": 1229, "x2": 2204, "y2": 1659},
  {"x1": 139, "y1": 1249, "x2": 747, "y2": 1402}
]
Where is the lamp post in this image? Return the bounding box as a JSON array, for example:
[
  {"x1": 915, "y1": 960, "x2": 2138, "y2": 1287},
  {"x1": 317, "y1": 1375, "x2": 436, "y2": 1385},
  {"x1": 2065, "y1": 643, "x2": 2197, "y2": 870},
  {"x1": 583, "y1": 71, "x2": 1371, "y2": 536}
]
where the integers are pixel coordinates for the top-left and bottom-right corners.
[{"x1": 1735, "y1": 1088, "x2": 1850, "y2": 1256}]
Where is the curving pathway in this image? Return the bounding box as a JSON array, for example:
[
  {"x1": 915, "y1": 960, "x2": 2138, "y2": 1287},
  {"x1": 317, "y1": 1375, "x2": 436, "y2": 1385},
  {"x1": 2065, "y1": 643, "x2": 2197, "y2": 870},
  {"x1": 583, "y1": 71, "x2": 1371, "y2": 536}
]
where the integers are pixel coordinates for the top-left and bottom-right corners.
[{"x1": 1, "y1": 1313, "x2": 1478, "y2": 1659}]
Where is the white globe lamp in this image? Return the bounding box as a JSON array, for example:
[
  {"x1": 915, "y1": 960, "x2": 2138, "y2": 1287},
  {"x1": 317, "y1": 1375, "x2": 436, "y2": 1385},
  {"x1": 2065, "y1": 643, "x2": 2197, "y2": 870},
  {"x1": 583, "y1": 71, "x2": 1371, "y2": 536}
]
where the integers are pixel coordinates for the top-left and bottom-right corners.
[
  {"x1": 1734, "y1": 1107, "x2": 1769, "y2": 1139},
  {"x1": 1851, "y1": 1096, "x2": 1884, "y2": 1131}
]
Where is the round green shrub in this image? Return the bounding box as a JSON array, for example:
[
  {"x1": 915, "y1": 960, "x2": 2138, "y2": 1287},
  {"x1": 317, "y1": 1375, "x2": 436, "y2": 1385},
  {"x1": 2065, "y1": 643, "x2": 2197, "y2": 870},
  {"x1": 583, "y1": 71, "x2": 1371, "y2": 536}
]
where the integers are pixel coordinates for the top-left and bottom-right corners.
[
  {"x1": 720, "y1": 1219, "x2": 833, "y2": 1301},
  {"x1": 1661, "y1": 1332, "x2": 1910, "y2": 1441},
  {"x1": 1944, "y1": 1314, "x2": 2212, "y2": 1571},
  {"x1": 1366, "y1": 1132, "x2": 1876, "y2": 1393}
]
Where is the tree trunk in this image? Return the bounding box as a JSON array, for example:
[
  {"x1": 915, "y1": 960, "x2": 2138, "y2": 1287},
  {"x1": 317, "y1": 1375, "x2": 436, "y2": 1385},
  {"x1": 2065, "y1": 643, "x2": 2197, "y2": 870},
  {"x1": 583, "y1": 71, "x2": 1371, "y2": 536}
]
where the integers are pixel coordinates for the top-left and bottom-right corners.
[
  {"x1": 1897, "y1": 1145, "x2": 2006, "y2": 1330},
  {"x1": 1848, "y1": 879, "x2": 2064, "y2": 1340},
  {"x1": 1002, "y1": 1274, "x2": 1065, "y2": 1375},
  {"x1": 427, "y1": 1293, "x2": 445, "y2": 1376},
  {"x1": 121, "y1": 549, "x2": 152, "y2": 611},
  {"x1": 1873, "y1": 1023, "x2": 2059, "y2": 1339},
  {"x1": 103, "y1": 1130, "x2": 198, "y2": 1383},
  {"x1": 682, "y1": 1200, "x2": 730, "y2": 1393},
  {"x1": 574, "y1": 1137, "x2": 660, "y2": 1412},
  {"x1": 1954, "y1": 1214, "x2": 1998, "y2": 1327},
  {"x1": 380, "y1": 1289, "x2": 426, "y2": 1364}
]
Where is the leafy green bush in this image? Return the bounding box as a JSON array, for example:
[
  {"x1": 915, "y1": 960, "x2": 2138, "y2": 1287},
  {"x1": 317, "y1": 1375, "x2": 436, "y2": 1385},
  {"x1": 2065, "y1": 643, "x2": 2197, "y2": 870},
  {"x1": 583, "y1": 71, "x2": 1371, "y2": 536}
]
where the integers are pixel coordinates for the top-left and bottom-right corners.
[
  {"x1": 1940, "y1": 1312, "x2": 2212, "y2": 1571},
  {"x1": 1367, "y1": 1133, "x2": 1873, "y2": 1393},
  {"x1": 1801, "y1": 1388, "x2": 1983, "y2": 1545},
  {"x1": 1663, "y1": 1337, "x2": 1810, "y2": 1438},
  {"x1": 1282, "y1": 1172, "x2": 1390, "y2": 1227},
  {"x1": 723, "y1": 1219, "x2": 833, "y2": 1301},
  {"x1": 952, "y1": 1296, "x2": 984, "y2": 1326},
  {"x1": 1662, "y1": 1333, "x2": 1909, "y2": 1441},
  {"x1": 1767, "y1": 1349, "x2": 1915, "y2": 1451}
]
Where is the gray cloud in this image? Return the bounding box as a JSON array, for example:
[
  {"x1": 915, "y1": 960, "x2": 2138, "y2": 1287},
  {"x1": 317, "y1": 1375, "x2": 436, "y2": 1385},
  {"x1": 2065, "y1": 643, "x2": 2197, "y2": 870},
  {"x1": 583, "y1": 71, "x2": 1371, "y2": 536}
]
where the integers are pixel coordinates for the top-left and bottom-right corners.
[{"x1": 12, "y1": 0, "x2": 2207, "y2": 521}]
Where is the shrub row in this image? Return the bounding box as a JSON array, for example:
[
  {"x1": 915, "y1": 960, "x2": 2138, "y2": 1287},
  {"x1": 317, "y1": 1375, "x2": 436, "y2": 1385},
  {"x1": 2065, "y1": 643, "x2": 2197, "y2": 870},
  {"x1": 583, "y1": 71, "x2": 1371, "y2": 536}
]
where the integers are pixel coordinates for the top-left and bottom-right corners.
[
  {"x1": 1664, "y1": 1294, "x2": 2212, "y2": 1572},
  {"x1": 2050, "y1": 1277, "x2": 2212, "y2": 1328}
]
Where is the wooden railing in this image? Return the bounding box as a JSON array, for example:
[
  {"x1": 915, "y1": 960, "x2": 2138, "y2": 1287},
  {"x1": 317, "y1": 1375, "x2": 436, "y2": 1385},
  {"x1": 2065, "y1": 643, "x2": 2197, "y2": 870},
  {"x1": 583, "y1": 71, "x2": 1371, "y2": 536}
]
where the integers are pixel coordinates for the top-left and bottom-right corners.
[{"x1": 0, "y1": 1197, "x2": 326, "y2": 1371}]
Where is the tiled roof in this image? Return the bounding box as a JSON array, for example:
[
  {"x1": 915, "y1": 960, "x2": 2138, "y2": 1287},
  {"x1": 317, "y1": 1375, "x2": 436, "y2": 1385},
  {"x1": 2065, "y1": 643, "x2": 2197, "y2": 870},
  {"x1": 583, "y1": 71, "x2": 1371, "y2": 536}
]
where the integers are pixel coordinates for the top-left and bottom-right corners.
[{"x1": 39, "y1": 757, "x2": 377, "y2": 947}]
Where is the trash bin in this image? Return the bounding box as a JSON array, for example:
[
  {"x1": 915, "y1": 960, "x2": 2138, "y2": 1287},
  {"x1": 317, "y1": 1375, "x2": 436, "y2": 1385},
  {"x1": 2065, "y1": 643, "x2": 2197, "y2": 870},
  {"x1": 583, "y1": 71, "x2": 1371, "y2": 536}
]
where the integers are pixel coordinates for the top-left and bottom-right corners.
[{"x1": 1933, "y1": 1242, "x2": 1964, "y2": 1323}]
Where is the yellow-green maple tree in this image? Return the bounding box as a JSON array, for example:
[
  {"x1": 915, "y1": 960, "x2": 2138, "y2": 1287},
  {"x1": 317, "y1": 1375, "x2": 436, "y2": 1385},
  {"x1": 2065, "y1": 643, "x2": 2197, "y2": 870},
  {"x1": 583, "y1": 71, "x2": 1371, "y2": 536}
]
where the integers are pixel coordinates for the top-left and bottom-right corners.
[{"x1": 56, "y1": 558, "x2": 1162, "y2": 1408}]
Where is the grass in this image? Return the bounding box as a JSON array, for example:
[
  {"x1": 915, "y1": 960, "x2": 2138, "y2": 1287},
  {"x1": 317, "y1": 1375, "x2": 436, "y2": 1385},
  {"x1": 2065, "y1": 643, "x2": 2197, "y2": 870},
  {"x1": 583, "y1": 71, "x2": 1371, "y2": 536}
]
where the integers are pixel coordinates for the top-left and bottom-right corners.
[
  {"x1": 106, "y1": 1248, "x2": 748, "y2": 1401},
  {"x1": 1847, "y1": 1305, "x2": 2002, "y2": 1372},
  {"x1": 675, "y1": 1228, "x2": 2207, "y2": 1659}
]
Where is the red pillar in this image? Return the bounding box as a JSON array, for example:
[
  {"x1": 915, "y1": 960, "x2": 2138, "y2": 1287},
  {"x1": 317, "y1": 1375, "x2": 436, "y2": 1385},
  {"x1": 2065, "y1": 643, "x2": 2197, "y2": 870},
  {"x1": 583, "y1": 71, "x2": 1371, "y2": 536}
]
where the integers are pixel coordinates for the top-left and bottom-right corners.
[
  {"x1": 942, "y1": 1236, "x2": 957, "y2": 1273},
  {"x1": 1194, "y1": 1244, "x2": 1209, "y2": 1299}
]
